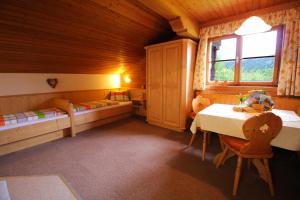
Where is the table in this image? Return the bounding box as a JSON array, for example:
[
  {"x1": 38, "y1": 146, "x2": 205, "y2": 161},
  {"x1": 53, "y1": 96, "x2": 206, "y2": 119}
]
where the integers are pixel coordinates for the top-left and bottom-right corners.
[{"x1": 190, "y1": 104, "x2": 300, "y2": 151}]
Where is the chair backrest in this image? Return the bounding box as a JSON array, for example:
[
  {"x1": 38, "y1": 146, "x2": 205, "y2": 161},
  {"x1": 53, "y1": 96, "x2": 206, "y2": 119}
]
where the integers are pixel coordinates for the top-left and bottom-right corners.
[
  {"x1": 241, "y1": 112, "x2": 282, "y2": 156},
  {"x1": 192, "y1": 96, "x2": 211, "y2": 113}
]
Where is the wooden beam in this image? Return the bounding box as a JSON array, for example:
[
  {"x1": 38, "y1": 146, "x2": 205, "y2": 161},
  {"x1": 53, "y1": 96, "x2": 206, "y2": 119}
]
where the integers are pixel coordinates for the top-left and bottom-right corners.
[
  {"x1": 138, "y1": 0, "x2": 200, "y2": 39},
  {"x1": 201, "y1": 1, "x2": 300, "y2": 27}
]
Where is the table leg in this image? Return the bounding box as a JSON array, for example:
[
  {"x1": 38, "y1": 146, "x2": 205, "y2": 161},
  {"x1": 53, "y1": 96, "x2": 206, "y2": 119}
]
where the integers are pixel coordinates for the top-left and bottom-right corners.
[
  {"x1": 218, "y1": 134, "x2": 224, "y2": 150},
  {"x1": 202, "y1": 131, "x2": 207, "y2": 161},
  {"x1": 207, "y1": 132, "x2": 211, "y2": 145}
]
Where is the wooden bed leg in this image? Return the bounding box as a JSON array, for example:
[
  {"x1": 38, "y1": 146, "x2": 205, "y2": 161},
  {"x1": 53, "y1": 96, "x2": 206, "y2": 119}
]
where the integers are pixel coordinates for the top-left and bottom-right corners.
[
  {"x1": 70, "y1": 127, "x2": 76, "y2": 137},
  {"x1": 67, "y1": 103, "x2": 76, "y2": 137},
  {"x1": 52, "y1": 98, "x2": 75, "y2": 137}
]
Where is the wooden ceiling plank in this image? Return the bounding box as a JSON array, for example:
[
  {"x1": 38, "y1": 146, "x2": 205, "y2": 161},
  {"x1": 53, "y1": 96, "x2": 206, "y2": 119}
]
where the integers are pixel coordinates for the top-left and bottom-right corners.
[
  {"x1": 0, "y1": 0, "x2": 174, "y2": 78},
  {"x1": 201, "y1": 0, "x2": 300, "y2": 27},
  {"x1": 90, "y1": 0, "x2": 169, "y2": 32},
  {"x1": 163, "y1": 0, "x2": 298, "y2": 25}
]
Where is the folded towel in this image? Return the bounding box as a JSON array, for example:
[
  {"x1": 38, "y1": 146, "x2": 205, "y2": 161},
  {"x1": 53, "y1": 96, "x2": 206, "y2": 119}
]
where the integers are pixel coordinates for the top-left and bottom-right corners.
[
  {"x1": 79, "y1": 103, "x2": 94, "y2": 110},
  {"x1": 0, "y1": 116, "x2": 4, "y2": 126},
  {"x1": 24, "y1": 111, "x2": 39, "y2": 121},
  {"x1": 0, "y1": 107, "x2": 66, "y2": 127},
  {"x1": 52, "y1": 108, "x2": 66, "y2": 115},
  {"x1": 2, "y1": 114, "x2": 17, "y2": 125},
  {"x1": 34, "y1": 111, "x2": 45, "y2": 119},
  {"x1": 38, "y1": 109, "x2": 56, "y2": 118},
  {"x1": 88, "y1": 101, "x2": 106, "y2": 108},
  {"x1": 16, "y1": 113, "x2": 28, "y2": 123},
  {"x1": 73, "y1": 105, "x2": 88, "y2": 112},
  {"x1": 100, "y1": 99, "x2": 119, "y2": 106}
]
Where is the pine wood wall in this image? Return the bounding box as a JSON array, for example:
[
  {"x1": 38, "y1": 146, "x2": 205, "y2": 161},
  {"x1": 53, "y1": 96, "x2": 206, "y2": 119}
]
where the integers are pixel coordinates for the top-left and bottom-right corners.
[{"x1": 0, "y1": 0, "x2": 175, "y2": 89}]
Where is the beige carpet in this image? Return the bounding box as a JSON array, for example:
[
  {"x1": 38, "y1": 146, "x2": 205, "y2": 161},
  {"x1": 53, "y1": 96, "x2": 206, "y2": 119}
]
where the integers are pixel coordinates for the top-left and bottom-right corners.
[{"x1": 0, "y1": 118, "x2": 299, "y2": 200}]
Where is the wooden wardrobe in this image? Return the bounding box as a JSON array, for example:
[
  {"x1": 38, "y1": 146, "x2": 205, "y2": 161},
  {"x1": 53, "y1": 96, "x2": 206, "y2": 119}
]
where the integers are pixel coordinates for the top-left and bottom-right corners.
[{"x1": 145, "y1": 39, "x2": 197, "y2": 132}]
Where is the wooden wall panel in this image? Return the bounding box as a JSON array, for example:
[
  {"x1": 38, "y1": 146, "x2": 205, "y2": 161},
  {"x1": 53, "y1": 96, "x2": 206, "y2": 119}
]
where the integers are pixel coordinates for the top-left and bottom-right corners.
[
  {"x1": 0, "y1": 0, "x2": 175, "y2": 88},
  {"x1": 196, "y1": 92, "x2": 300, "y2": 111},
  {"x1": 0, "y1": 89, "x2": 112, "y2": 115},
  {"x1": 0, "y1": 88, "x2": 145, "y2": 115}
]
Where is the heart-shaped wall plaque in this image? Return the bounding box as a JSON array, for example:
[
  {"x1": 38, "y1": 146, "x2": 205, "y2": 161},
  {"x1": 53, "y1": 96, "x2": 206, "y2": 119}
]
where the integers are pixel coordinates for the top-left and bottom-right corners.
[{"x1": 46, "y1": 78, "x2": 58, "y2": 88}]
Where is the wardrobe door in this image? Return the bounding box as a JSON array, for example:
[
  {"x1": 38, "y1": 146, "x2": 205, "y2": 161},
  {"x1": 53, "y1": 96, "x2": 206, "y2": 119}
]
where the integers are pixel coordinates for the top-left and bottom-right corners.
[
  {"x1": 162, "y1": 43, "x2": 181, "y2": 128},
  {"x1": 147, "y1": 47, "x2": 163, "y2": 124}
]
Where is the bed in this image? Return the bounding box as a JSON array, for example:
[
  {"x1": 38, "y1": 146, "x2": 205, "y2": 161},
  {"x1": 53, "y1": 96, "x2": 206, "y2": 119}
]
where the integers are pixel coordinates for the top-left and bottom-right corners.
[
  {"x1": 0, "y1": 99, "x2": 72, "y2": 156},
  {"x1": 70, "y1": 100, "x2": 133, "y2": 135}
]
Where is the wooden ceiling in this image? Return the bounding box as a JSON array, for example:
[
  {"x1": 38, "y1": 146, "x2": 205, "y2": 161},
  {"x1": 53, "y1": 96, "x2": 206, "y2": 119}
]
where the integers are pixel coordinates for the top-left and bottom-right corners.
[
  {"x1": 1, "y1": 0, "x2": 299, "y2": 88},
  {"x1": 138, "y1": 0, "x2": 300, "y2": 38},
  {"x1": 0, "y1": 0, "x2": 175, "y2": 88},
  {"x1": 174, "y1": 0, "x2": 299, "y2": 24}
]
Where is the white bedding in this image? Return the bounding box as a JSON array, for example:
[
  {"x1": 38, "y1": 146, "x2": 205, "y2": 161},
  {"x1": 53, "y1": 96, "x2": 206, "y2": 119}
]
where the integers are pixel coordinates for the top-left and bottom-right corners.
[
  {"x1": 74, "y1": 101, "x2": 132, "y2": 116},
  {"x1": 0, "y1": 115, "x2": 68, "y2": 132}
]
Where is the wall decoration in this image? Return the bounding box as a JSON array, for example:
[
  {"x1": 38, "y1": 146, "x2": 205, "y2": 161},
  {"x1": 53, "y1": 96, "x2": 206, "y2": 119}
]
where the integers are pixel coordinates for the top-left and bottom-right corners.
[{"x1": 46, "y1": 78, "x2": 58, "y2": 88}]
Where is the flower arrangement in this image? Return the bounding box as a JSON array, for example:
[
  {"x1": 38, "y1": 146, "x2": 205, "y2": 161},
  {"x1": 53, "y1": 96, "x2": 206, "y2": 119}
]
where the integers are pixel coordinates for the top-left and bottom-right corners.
[
  {"x1": 244, "y1": 90, "x2": 274, "y2": 111},
  {"x1": 237, "y1": 93, "x2": 249, "y2": 106},
  {"x1": 233, "y1": 90, "x2": 274, "y2": 113}
]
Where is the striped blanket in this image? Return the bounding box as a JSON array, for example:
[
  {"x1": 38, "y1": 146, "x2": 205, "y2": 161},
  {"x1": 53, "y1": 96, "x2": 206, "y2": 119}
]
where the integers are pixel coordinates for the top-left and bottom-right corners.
[
  {"x1": 73, "y1": 99, "x2": 119, "y2": 112},
  {"x1": 0, "y1": 108, "x2": 66, "y2": 127},
  {"x1": 110, "y1": 90, "x2": 130, "y2": 102}
]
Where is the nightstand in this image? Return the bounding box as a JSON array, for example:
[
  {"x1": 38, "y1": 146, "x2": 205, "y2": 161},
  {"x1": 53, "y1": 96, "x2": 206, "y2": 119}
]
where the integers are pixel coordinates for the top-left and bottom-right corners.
[{"x1": 132, "y1": 98, "x2": 146, "y2": 117}]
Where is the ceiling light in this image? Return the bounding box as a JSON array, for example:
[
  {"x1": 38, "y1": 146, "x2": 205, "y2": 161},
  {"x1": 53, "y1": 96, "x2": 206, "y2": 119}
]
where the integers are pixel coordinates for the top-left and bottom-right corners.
[{"x1": 235, "y1": 16, "x2": 271, "y2": 35}]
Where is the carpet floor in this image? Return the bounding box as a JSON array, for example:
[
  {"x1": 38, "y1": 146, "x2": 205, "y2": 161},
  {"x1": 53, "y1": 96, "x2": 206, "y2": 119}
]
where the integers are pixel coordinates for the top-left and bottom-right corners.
[{"x1": 0, "y1": 118, "x2": 299, "y2": 200}]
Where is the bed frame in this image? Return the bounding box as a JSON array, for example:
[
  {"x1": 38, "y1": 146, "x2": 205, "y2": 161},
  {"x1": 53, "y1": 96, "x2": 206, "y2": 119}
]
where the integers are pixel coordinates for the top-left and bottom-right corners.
[
  {"x1": 0, "y1": 99, "x2": 72, "y2": 156},
  {"x1": 0, "y1": 98, "x2": 133, "y2": 156},
  {"x1": 70, "y1": 102, "x2": 133, "y2": 135}
]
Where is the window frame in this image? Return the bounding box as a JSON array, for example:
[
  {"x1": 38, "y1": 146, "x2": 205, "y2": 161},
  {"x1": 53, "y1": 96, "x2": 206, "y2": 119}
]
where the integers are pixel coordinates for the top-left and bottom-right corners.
[{"x1": 206, "y1": 26, "x2": 283, "y2": 87}]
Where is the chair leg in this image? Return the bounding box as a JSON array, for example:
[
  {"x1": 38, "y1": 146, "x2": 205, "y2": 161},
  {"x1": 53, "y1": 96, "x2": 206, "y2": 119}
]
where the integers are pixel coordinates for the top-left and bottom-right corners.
[
  {"x1": 263, "y1": 159, "x2": 275, "y2": 196},
  {"x1": 216, "y1": 146, "x2": 229, "y2": 168},
  {"x1": 188, "y1": 134, "x2": 196, "y2": 146},
  {"x1": 202, "y1": 131, "x2": 208, "y2": 161},
  {"x1": 233, "y1": 156, "x2": 243, "y2": 196}
]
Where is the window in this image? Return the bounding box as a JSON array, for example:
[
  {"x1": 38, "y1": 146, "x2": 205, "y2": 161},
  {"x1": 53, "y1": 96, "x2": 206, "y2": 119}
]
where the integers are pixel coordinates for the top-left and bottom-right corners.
[{"x1": 207, "y1": 27, "x2": 283, "y2": 86}]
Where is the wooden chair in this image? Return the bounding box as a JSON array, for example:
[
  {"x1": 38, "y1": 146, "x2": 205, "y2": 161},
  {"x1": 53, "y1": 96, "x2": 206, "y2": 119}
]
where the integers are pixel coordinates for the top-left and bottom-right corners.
[
  {"x1": 188, "y1": 96, "x2": 211, "y2": 161},
  {"x1": 216, "y1": 112, "x2": 282, "y2": 196}
]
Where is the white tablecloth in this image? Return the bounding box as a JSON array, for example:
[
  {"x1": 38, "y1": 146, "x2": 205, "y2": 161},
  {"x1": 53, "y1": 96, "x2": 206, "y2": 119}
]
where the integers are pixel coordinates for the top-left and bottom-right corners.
[{"x1": 190, "y1": 104, "x2": 300, "y2": 151}]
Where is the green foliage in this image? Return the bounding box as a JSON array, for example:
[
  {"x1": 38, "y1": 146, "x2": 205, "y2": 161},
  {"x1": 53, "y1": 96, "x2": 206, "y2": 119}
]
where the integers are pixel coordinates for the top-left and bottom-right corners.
[
  {"x1": 214, "y1": 61, "x2": 234, "y2": 81},
  {"x1": 212, "y1": 57, "x2": 274, "y2": 82},
  {"x1": 240, "y1": 57, "x2": 274, "y2": 81}
]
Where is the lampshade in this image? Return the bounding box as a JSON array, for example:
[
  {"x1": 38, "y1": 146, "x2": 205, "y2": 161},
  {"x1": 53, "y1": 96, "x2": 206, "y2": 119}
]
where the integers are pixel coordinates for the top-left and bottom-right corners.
[{"x1": 234, "y1": 16, "x2": 271, "y2": 35}]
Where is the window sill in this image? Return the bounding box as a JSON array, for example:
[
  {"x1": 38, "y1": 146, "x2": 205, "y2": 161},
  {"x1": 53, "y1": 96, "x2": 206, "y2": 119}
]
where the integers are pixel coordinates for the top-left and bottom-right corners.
[{"x1": 198, "y1": 85, "x2": 277, "y2": 96}]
